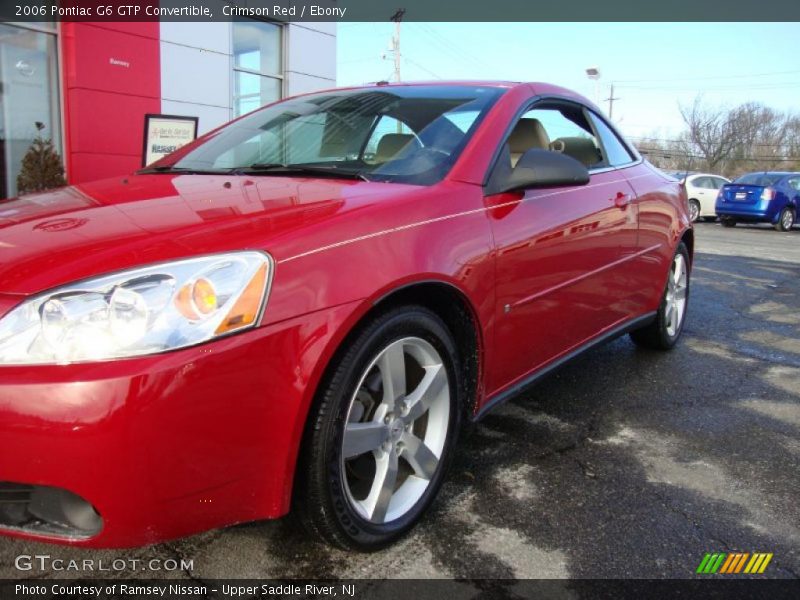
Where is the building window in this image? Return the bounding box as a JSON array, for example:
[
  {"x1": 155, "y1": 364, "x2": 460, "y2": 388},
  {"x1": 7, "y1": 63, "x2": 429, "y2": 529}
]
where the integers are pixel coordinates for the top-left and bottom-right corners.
[
  {"x1": 232, "y1": 20, "x2": 282, "y2": 117},
  {"x1": 0, "y1": 23, "x2": 61, "y2": 198}
]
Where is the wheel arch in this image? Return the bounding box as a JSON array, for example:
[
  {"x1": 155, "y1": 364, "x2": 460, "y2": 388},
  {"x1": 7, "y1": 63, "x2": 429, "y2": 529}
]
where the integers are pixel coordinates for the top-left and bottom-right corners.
[
  {"x1": 680, "y1": 227, "x2": 695, "y2": 265},
  {"x1": 320, "y1": 278, "x2": 484, "y2": 421},
  {"x1": 367, "y1": 280, "x2": 484, "y2": 414},
  {"x1": 287, "y1": 278, "x2": 484, "y2": 510}
]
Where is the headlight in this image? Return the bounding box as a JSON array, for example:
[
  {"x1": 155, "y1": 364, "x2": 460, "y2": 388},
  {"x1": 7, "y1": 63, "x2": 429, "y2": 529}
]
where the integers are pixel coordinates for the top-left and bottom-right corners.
[{"x1": 0, "y1": 252, "x2": 272, "y2": 365}]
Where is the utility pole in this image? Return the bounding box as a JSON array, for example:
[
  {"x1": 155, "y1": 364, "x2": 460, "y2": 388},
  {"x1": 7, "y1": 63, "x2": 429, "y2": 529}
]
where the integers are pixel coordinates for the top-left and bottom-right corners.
[
  {"x1": 389, "y1": 9, "x2": 405, "y2": 83},
  {"x1": 605, "y1": 83, "x2": 620, "y2": 120}
]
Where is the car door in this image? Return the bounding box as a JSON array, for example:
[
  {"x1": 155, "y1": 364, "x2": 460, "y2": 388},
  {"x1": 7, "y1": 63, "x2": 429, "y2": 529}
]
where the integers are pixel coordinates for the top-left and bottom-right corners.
[
  {"x1": 484, "y1": 100, "x2": 638, "y2": 393},
  {"x1": 691, "y1": 176, "x2": 717, "y2": 214},
  {"x1": 785, "y1": 177, "x2": 800, "y2": 210}
]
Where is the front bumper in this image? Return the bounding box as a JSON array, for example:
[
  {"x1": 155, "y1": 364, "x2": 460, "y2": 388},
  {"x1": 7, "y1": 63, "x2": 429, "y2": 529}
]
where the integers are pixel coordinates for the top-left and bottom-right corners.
[{"x1": 0, "y1": 301, "x2": 358, "y2": 547}]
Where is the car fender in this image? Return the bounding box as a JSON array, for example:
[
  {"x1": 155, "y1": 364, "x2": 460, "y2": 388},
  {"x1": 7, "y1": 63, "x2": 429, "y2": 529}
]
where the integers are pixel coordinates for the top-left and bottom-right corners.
[{"x1": 279, "y1": 272, "x2": 485, "y2": 509}]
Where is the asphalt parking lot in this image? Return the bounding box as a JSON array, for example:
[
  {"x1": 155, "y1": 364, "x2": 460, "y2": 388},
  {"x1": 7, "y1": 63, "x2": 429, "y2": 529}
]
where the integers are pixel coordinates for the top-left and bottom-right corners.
[{"x1": 2, "y1": 222, "x2": 799, "y2": 581}]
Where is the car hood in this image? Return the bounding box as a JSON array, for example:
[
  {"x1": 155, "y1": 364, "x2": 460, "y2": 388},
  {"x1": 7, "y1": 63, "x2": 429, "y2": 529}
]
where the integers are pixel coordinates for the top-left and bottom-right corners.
[{"x1": 0, "y1": 174, "x2": 416, "y2": 295}]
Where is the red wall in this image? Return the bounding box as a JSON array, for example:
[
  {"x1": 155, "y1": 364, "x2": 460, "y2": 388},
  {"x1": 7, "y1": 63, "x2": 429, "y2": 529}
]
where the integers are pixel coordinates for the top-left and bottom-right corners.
[{"x1": 60, "y1": 23, "x2": 161, "y2": 183}]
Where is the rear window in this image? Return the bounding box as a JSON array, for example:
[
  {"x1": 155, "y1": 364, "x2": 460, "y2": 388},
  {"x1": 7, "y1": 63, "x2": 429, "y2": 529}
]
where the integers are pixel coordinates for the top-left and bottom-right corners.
[{"x1": 733, "y1": 173, "x2": 785, "y2": 187}]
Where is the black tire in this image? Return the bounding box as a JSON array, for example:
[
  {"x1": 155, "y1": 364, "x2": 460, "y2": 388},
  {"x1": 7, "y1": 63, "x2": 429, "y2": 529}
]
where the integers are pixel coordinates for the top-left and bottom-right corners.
[
  {"x1": 688, "y1": 199, "x2": 701, "y2": 222},
  {"x1": 703, "y1": 216, "x2": 718, "y2": 223},
  {"x1": 295, "y1": 305, "x2": 463, "y2": 551},
  {"x1": 720, "y1": 217, "x2": 737, "y2": 228},
  {"x1": 775, "y1": 207, "x2": 795, "y2": 232},
  {"x1": 630, "y1": 241, "x2": 690, "y2": 350}
]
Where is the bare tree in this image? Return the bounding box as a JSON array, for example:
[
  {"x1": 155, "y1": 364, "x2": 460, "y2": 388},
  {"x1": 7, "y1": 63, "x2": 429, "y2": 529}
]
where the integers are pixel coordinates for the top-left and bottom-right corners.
[
  {"x1": 634, "y1": 136, "x2": 694, "y2": 173},
  {"x1": 636, "y1": 97, "x2": 800, "y2": 177},
  {"x1": 679, "y1": 97, "x2": 741, "y2": 172}
]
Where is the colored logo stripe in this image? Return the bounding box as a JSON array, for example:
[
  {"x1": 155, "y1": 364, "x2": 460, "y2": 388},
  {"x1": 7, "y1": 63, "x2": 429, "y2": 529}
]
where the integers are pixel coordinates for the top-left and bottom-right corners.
[
  {"x1": 719, "y1": 553, "x2": 748, "y2": 573},
  {"x1": 697, "y1": 552, "x2": 773, "y2": 574},
  {"x1": 744, "y1": 553, "x2": 773, "y2": 574},
  {"x1": 697, "y1": 553, "x2": 726, "y2": 573},
  {"x1": 719, "y1": 553, "x2": 737, "y2": 573}
]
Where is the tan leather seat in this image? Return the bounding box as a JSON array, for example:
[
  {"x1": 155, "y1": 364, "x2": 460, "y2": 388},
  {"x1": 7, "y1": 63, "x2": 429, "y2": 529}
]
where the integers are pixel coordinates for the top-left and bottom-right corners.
[
  {"x1": 508, "y1": 119, "x2": 550, "y2": 167},
  {"x1": 375, "y1": 133, "x2": 417, "y2": 163},
  {"x1": 550, "y1": 137, "x2": 602, "y2": 167}
]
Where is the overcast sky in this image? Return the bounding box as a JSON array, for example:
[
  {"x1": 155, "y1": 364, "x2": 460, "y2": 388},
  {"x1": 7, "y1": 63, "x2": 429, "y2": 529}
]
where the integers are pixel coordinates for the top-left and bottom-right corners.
[{"x1": 337, "y1": 22, "x2": 800, "y2": 142}]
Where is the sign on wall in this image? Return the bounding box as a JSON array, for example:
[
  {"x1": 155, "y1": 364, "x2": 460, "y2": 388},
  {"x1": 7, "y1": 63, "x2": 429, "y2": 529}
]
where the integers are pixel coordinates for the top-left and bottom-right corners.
[{"x1": 142, "y1": 114, "x2": 199, "y2": 166}]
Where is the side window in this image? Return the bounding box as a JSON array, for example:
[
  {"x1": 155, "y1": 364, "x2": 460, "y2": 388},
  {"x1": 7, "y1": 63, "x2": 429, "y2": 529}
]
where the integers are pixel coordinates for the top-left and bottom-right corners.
[
  {"x1": 693, "y1": 177, "x2": 713, "y2": 189},
  {"x1": 507, "y1": 105, "x2": 603, "y2": 169},
  {"x1": 588, "y1": 113, "x2": 634, "y2": 167},
  {"x1": 788, "y1": 178, "x2": 800, "y2": 191},
  {"x1": 712, "y1": 177, "x2": 728, "y2": 189}
]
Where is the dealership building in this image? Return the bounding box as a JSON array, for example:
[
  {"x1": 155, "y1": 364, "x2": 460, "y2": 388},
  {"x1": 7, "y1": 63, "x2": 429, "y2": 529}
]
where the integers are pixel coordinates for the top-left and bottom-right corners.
[{"x1": 0, "y1": 20, "x2": 336, "y2": 198}]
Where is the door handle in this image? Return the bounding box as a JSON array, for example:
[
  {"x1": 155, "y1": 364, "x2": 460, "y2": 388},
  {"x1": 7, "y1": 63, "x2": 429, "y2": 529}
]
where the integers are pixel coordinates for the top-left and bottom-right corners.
[{"x1": 613, "y1": 192, "x2": 632, "y2": 209}]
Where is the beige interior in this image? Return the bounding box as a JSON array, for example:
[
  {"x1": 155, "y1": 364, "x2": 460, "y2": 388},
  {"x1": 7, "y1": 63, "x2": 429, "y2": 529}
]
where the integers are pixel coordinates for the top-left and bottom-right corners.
[
  {"x1": 508, "y1": 118, "x2": 550, "y2": 167},
  {"x1": 550, "y1": 137, "x2": 602, "y2": 167},
  {"x1": 375, "y1": 133, "x2": 416, "y2": 163}
]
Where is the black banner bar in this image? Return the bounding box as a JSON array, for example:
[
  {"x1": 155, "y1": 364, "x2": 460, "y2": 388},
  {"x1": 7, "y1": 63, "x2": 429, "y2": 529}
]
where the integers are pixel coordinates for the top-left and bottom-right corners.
[
  {"x1": 3, "y1": 0, "x2": 800, "y2": 23},
  {"x1": 2, "y1": 579, "x2": 799, "y2": 600}
]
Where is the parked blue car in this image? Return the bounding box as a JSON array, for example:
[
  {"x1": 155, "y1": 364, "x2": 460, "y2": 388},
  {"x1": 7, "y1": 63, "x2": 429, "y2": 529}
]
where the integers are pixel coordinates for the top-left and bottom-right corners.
[{"x1": 716, "y1": 172, "x2": 800, "y2": 231}]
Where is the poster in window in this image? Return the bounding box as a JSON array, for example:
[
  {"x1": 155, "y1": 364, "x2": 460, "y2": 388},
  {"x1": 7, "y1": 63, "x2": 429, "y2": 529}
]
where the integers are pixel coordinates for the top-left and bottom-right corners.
[{"x1": 142, "y1": 114, "x2": 199, "y2": 166}]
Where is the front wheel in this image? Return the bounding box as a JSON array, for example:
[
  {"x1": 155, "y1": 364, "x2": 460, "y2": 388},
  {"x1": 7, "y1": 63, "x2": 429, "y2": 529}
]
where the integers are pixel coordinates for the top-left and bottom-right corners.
[
  {"x1": 630, "y1": 242, "x2": 690, "y2": 350},
  {"x1": 775, "y1": 207, "x2": 795, "y2": 232},
  {"x1": 295, "y1": 306, "x2": 462, "y2": 551}
]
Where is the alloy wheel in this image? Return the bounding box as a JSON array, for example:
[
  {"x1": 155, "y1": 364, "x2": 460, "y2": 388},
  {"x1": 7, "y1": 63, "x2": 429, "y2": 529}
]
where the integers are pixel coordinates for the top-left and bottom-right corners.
[
  {"x1": 689, "y1": 201, "x2": 700, "y2": 222},
  {"x1": 782, "y1": 209, "x2": 794, "y2": 230},
  {"x1": 665, "y1": 253, "x2": 688, "y2": 337},
  {"x1": 341, "y1": 337, "x2": 450, "y2": 524}
]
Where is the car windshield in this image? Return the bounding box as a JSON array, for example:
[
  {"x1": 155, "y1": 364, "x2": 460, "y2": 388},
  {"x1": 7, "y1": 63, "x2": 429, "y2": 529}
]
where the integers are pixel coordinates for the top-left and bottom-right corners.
[
  {"x1": 152, "y1": 85, "x2": 506, "y2": 185},
  {"x1": 733, "y1": 173, "x2": 785, "y2": 187}
]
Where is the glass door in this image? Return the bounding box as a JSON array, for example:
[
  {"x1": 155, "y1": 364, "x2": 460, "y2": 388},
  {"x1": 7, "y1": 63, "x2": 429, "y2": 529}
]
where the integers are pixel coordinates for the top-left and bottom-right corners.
[{"x1": 0, "y1": 23, "x2": 61, "y2": 199}]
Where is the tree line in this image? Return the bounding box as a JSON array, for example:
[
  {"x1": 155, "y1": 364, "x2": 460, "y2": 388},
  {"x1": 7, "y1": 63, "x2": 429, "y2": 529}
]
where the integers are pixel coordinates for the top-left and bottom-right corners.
[{"x1": 633, "y1": 97, "x2": 800, "y2": 177}]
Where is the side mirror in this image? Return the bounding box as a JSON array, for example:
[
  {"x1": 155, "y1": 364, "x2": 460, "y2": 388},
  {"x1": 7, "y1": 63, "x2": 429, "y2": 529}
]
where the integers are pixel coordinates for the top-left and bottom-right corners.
[{"x1": 496, "y1": 148, "x2": 590, "y2": 193}]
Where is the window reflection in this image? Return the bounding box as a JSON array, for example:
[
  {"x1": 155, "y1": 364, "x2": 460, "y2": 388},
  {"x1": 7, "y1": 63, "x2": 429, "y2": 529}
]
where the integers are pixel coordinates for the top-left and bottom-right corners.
[
  {"x1": 0, "y1": 24, "x2": 61, "y2": 199},
  {"x1": 232, "y1": 21, "x2": 282, "y2": 117}
]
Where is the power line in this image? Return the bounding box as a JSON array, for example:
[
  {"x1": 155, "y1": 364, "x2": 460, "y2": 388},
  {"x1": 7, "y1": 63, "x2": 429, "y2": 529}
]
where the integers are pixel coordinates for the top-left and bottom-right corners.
[
  {"x1": 637, "y1": 148, "x2": 800, "y2": 162},
  {"x1": 413, "y1": 24, "x2": 493, "y2": 71},
  {"x1": 614, "y1": 69, "x2": 800, "y2": 84},
  {"x1": 406, "y1": 25, "x2": 464, "y2": 64},
  {"x1": 615, "y1": 82, "x2": 800, "y2": 93},
  {"x1": 628, "y1": 136, "x2": 798, "y2": 149},
  {"x1": 404, "y1": 57, "x2": 443, "y2": 80}
]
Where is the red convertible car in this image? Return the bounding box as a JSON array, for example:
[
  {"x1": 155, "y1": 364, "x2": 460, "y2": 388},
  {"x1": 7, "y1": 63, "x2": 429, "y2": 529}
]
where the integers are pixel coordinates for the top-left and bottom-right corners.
[{"x1": 0, "y1": 81, "x2": 691, "y2": 550}]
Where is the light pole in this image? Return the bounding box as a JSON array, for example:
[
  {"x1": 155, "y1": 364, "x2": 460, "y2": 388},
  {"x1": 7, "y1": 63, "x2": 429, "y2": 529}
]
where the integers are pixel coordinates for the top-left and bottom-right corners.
[{"x1": 585, "y1": 66, "x2": 601, "y2": 105}]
